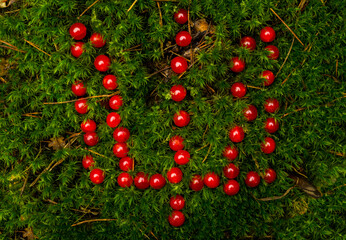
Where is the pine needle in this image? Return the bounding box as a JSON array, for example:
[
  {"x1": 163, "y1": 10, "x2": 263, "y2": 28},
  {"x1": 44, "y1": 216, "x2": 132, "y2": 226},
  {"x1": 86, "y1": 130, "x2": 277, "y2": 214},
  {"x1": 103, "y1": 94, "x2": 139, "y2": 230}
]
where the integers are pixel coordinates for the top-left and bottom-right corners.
[
  {"x1": 256, "y1": 186, "x2": 296, "y2": 201},
  {"x1": 71, "y1": 218, "x2": 117, "y2": 227},
  {"x1": 24, "y1": 39, "x2": 51, "y2": 57},
  {"x1": 78, "y1": 0, "x2": 101, "y2": 19},
  {"x1": 127, "y1": 0, "x2": 138, "y2": 12},
  {"x1": 43, "y1": 91, "x2": 119, "y2": 104},
  {"x1": 276, "y1": 38, "x2": 295, "y2": 77},
  {"x1": 270, "y1": 8, "x2": 304, "y2": 46}
]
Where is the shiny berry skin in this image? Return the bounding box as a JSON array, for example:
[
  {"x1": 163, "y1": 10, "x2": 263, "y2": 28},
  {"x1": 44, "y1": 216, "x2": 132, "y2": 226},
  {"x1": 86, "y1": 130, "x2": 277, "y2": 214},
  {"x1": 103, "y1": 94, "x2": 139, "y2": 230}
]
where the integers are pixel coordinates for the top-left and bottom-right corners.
[
  {"x1": 229, "y1": 126, "x2": 245, "y2": 143},
  {"x1": 245, "y1": 171, "x2": 260, "y2": 188},
  {"x1": 106, "y1": 112, "x2": 121, "y2": 128},
  {"x1": 264, "y1": 168, "x2": 277, "y2": 184},
  {"x1": 103, "y1": 75, "x2": 118, "y2": 90},
  {"x1": 261, "y1": 137, "x2": 276, "y2": 154},
  {"x1": 204, "y1": 172, "x2": 220, "y2": 188},
  {"x1": 134, "y1": 172, "x2": 150, "y2": 189},
  {"x1": 174, "y1": 9, "x2": 188, "y2": 24},
  {"x1": 82, "y1": 155, "x2": 94, "y2": 169},
  {"x1": 170, "y1": 85, "x2": 187, "y2": 102},
  {"x1": 176, "y1": 31, "x2": 192, "y2": 47},
  {"x1": 109, "y1": 95, "x2": 123, "y2": 110},
  {"x1": 169, "y1": 136, "x2": 184, "y2": 151},
  {"x1": 90, "y1": 33, "x2": 106, "y2": 48},
  {"x1": 170, "y1": 195, "x2": 185, "y2": 210},
  {"x1": 150, "y1": 174, "x2": 166, "y2": 189},
  {"x1": 189, "y1": 175, "x2": 204, "y2": 191},
  {"x1": 265, "y1": 118, "x2": 279, "y2": 133},
  {"x1": 265, "y1": 45, "x2": 279, "y2": 60},
  {"x1": 75, "y1": 99, "x2": 88, "y2": 114},
  {"x1": 90, "y1": 168, "x2": 104, "y2": 184},
  {"x1": 260, "y1": 27, "x2": 276, "y2": 42},
  {"x1": 230, "y1": 57, "x2": 245, "y2": 72},
  {"x1": 71, "y1": 42, "x2": 84, "y2": 58},
  {"x1": 262, "y1": 70, "x2": 275, "y2": 86},
  {"x1": 168, "y1": 210, "x2": 185, "y2": 227},
  {"x1": 84, "y1": 132, "x2": 99, "y2": 146},
  {"x1": 81, "y1": 119, "x2": 97, "y2": 133},
  {"x1": 171, "y1": 56, "x2": 188, "y2": 74},
  {"x1": 167, "y1": 167, "x2": 183, "y2": 184},
  {"x1": 223, "y1": 180, "x2": 240, "y2": 196},
  {"x1": 69, "y1": 23, "x2": 87, "y2": 40},
  {"x1": 223, "y1": 163, "x2": 240, "y2": 179},
  {"x1": 119, "y1": 157, "x2": 134, "y2": 171},
  {"x1": 264, "y1": 98, "x2": 280, "y2": 113},
  {"x1": 113, "y1": 127, "x2": 130, "y2": 143},
  {"x1": 240, "y1": 36, "x2": 256, "y2": 50},
  {"x1": 243, "y1": 105, "x2": 258, "y2": 121},
  {"x1": 71, "y1": 81, "x2": 86, "y2": 96},
  {"x1": 231, "y1": 82, "x2": 247, "y2": 98},
  {"x1": 117, "y1": 172, "x2": 133, "y2": 188},
  {"x1": 174, "y1": 150, "x2": 190, "y2": 165},
  {"x1": 94, "y1": 55, "x2": 110, "y2": 72},
  {"x1": 113, "y1": 143, "x2": 129, "y2": 158},
  {"x1": 173, "y1": 110, "x2": 190, "y2": 127},
  {"x1": 223, "y1": 146, "x2": 238, "y2": 161}
]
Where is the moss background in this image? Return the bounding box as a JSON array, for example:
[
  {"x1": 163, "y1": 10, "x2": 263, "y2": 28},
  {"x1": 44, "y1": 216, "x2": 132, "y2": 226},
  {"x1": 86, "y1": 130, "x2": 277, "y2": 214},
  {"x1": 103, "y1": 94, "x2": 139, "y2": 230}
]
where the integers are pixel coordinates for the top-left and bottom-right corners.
[{"x1": 0, "y1": 0, "x2": 345, "y2": 239}]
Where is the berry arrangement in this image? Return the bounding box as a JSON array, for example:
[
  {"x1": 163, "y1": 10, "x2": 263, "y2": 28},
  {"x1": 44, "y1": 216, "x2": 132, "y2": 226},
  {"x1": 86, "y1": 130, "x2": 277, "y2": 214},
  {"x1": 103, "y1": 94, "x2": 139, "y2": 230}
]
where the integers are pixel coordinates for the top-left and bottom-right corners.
[{"x1": 68, "y1": 8, "x2": 281, "y2": 228}]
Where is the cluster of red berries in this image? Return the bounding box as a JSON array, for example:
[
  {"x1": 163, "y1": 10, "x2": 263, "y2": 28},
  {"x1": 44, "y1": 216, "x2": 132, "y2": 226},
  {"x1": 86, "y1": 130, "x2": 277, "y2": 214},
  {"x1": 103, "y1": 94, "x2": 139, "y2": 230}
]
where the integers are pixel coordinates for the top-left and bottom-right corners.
[{"x1": 70, "y1": 23, "x2": 133, "y2": 185}]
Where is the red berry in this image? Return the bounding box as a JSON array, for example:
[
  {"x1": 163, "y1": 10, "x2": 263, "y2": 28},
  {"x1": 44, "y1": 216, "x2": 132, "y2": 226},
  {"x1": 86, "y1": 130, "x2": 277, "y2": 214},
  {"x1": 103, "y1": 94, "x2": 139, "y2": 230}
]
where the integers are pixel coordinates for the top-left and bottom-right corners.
[
  {"x1": 90, "y1": 33, "x2": 106, "y2": 48},
  {"x1": 264, "y1": 98, "x2": 280, "y2": 113},
  {"x1": 240, "y1": 36, "x2": 256, "y2": 50},
  {"x1": 94, "y1": 55, "x2": 110, "y2": 72},
  {"x1": 113, "y1": 142, "x2": 129, "y2": 158},
  {"x1": 169, "y1": 136, "x2": 184, "y2": 151},
  {"x1": 117, "y1": 172, "x2": 133, "y2": 188},
  {"x1": 109, "y1": 95, "x2": 123, "y2": 110},
  {"x1": 103, "y1": 75, "x2": 118, "y2": 90},
  {"x1": 71, "y1": 81, "x2": 86, "y2": 97},
  {"x1": 84, "y1": 132, "x2": 99, "y2": 146},
  {"x1": 69, "y1": 23, "x2": 87, "y2": 40},
  {"x1": 174, "y1": 150, "x2": 190, "y2": 165},
  {"x1": 82, "y1": 155, "x2": 94, "y2": 169},
  {"x1": 75, "y1": 99, "x2": 88, "y2": 114},
  {"x1": 264, "y1": 168, "x2": 277, "y2": 184},
  {"x1": 90, "y1": 168, "x2": 104, "y2": 184},
  {"x1": 223, "y1": 180, "x2": 240, "y2": 196},
  {"x1": 134, "y1": 172, "x2": 149, "y2": 189},
  {"x1": 173, "y1": 110, "x2": 190, "y2": 127},
  {"x1": 223, "y1": 146, "x2": 239, "y2": 161},
  {"x1": 229, "y1": 126, "x2": 245, "y2": 143},
  {"x1": 231, "y1": 82, "x2": 247, "y2": 98},
  {"x1": 230, "y1": 57, "x2": 245, "y2": 72},
  {"x1": 189, "y1": 175, "x2": 204, "y2": 191},
  {"x1": 203, "y1": 172, "x2": 220, "y2": 188},
  {"x1": 265, "y1": 118, "x2": 279, "y2": 133},
  {"x1": 223, "y1": 163, "x2": 240, "y2": 179},
  {"x1": 113, "y1": 127, "x2": 130, "y2": 143},
  {"x1": 150, "y1": 174, "x2": 166, "y2": 189},
  {"x1": 168, "y1": 210, "x2": 185, "y2": 227},
  {"x1": 175, "y1": 31, "x2": 192, "y2": 47},
  {"x1": 260, "y1": 27, "x2": 276, "y2": 42},
  {"x1": 170, "y1": 85, "x2": 187, "y2": 102},
  {"x1": 119, "y1": 157, "x2": 134, "y2": 171},
  {"x1": 171, "y1": 57, "x2": 188, "y2": 74},
  {"x1": 106, "y1": 112, "x2": 121, "y2": 128},
  {"x1": 261, "y1": 70, "x2": 275, "y2": 86},
  {"x1": 245, "y1": 171, "x2": 260, "y2": 187},
  {"x1": 243, "y1": 105, "x2": 258, "y2": 121},
  {"x1": 71, "y1": 42, "x2": 84, "y2": 58},
  {"x1": 81, "y1": 119, "x2": 97, "y2": 133},
  {"x1": 174, "y1": 9, "x2": 188, "y2": 24},
  {"x1": 167, "y1": 167, "x2": 183, "y2": 184},
  {"x1": 265, "y1": 45, "x2": 279, "y2": 60},
  {"x1": 170, "y1": 195, "x2": 185, "y2": 210},
  {"x1": 261, "y1": 137, "x2": 276, "y2": 154}
]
